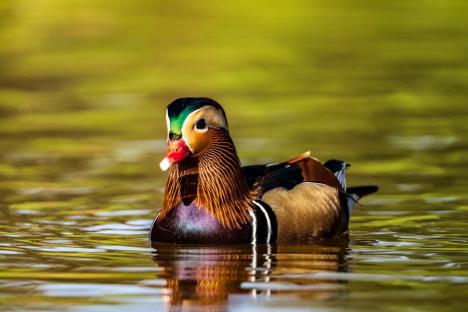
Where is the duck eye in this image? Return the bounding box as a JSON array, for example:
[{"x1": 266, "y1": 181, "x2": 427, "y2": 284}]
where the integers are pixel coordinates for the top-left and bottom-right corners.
[{"x1": 195, "y1": 118, "x2": 207, "y2": 130}]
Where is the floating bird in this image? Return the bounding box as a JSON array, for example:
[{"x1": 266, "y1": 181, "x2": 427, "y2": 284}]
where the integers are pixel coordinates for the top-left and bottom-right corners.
[{"x1": 151, "y1": 97, "x2": 378, "y2": 244}]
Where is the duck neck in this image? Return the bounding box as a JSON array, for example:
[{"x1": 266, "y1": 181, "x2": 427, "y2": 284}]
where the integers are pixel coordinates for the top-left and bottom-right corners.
[{"x1": 161, "y1": 129, "x2": 256, "y2": 230}]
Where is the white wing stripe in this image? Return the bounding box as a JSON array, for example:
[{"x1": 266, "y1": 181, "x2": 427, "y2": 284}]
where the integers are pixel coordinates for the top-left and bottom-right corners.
[
  {"x1": 249, "y1": 209, "x2": 257, "y2": 244},
  {"x1": 253, "y1": 201, "x2": 271, "y2": 244}
]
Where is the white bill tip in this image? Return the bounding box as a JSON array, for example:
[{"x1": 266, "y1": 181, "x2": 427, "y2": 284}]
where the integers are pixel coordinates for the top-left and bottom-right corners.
[{"x1": 159, "y1": 157, "x2": 171, "y2": 171}]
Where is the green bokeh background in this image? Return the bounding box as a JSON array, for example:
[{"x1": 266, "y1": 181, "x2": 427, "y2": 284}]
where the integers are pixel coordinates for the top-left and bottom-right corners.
[{"x1": 0, "y1": 1, "x2": 467, "y2": 311}]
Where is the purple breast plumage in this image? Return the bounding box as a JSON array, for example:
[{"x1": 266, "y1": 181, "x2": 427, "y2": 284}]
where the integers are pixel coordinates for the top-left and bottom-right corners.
[{"x1": 151, "y1": 202, "x2": 252, "y2": 244}]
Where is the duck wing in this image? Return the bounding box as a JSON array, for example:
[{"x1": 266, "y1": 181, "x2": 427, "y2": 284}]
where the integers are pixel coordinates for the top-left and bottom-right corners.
[
  {"x1": 242, "y1": 152, "x2": 377, "y2": 242},
  {"x1": 242, "y1": 151, "x2": 342, "y2": 192}
]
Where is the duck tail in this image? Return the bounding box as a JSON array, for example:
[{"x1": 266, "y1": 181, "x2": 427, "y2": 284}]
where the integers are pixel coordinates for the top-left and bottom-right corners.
[
  {"x1": 347, "y1": 185, "x2": 379, "y2": 199},
  {"x1": 323, "y1": 159, "x2": 350, "y2": 191},
  {"x1": 345, "y1": 185, "x2": 379, "y2": 213}
]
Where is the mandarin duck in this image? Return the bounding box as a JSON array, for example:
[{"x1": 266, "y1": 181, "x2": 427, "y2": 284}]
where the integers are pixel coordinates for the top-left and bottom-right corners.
[{"x1": 151, "y1": 97, "x2": 378, "y2": 244}]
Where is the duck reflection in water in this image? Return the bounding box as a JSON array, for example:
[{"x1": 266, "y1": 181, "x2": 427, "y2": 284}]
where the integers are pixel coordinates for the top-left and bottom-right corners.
[{"x1": 151, "y1": 240, "x2": 350, "y2": 312}]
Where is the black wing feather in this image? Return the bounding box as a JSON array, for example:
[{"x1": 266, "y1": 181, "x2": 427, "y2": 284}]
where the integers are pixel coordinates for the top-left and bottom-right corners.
[{"x1": 242, "y1": 163, "x2": 304, "y2": 195}]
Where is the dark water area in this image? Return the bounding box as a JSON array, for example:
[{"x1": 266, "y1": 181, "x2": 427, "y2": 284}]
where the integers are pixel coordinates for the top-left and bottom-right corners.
[{"x1": 0, "y1": 1, "x2": 467, "y2": 311}]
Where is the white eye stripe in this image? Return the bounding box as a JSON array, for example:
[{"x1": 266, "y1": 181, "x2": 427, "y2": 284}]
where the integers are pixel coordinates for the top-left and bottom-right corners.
[
  {"x1": 165, "y1": 109, "x2": 170, "y2": 136},
  {"x1": 194, "y1": 127, "x2": 209, "y2": 133},
  {"x1": 180, "y1": 106, "x2": 227, "y2": 151}
]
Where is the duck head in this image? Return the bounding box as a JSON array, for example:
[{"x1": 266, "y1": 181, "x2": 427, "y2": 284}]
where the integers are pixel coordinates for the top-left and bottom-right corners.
[
  {"x1": 158, "y1": 97, "x2": 254, "y2": 231},
  {"x1": 160, "y1": 97, "x2": 229, "y2": 171}
]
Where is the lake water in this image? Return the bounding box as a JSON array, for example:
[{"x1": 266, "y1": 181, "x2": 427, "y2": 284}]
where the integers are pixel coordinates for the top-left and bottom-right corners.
[{"x1": 0, "y1": 1, "x2": 467, "y2": 311}]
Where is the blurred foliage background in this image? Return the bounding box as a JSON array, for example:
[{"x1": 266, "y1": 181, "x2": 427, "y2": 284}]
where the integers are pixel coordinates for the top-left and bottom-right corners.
[
  {"x1": 1, "y1": 0, "x2": 467, "y2": 208},
  {"x1": 0, "y1": 0, "x2": 467, "y2": 212},
  {"x1": 1, "y1": 0, "x2": 467, "y2": 145},
  {"x1": 0, "y1": 1, "x2": 468, "y2": 310}
]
